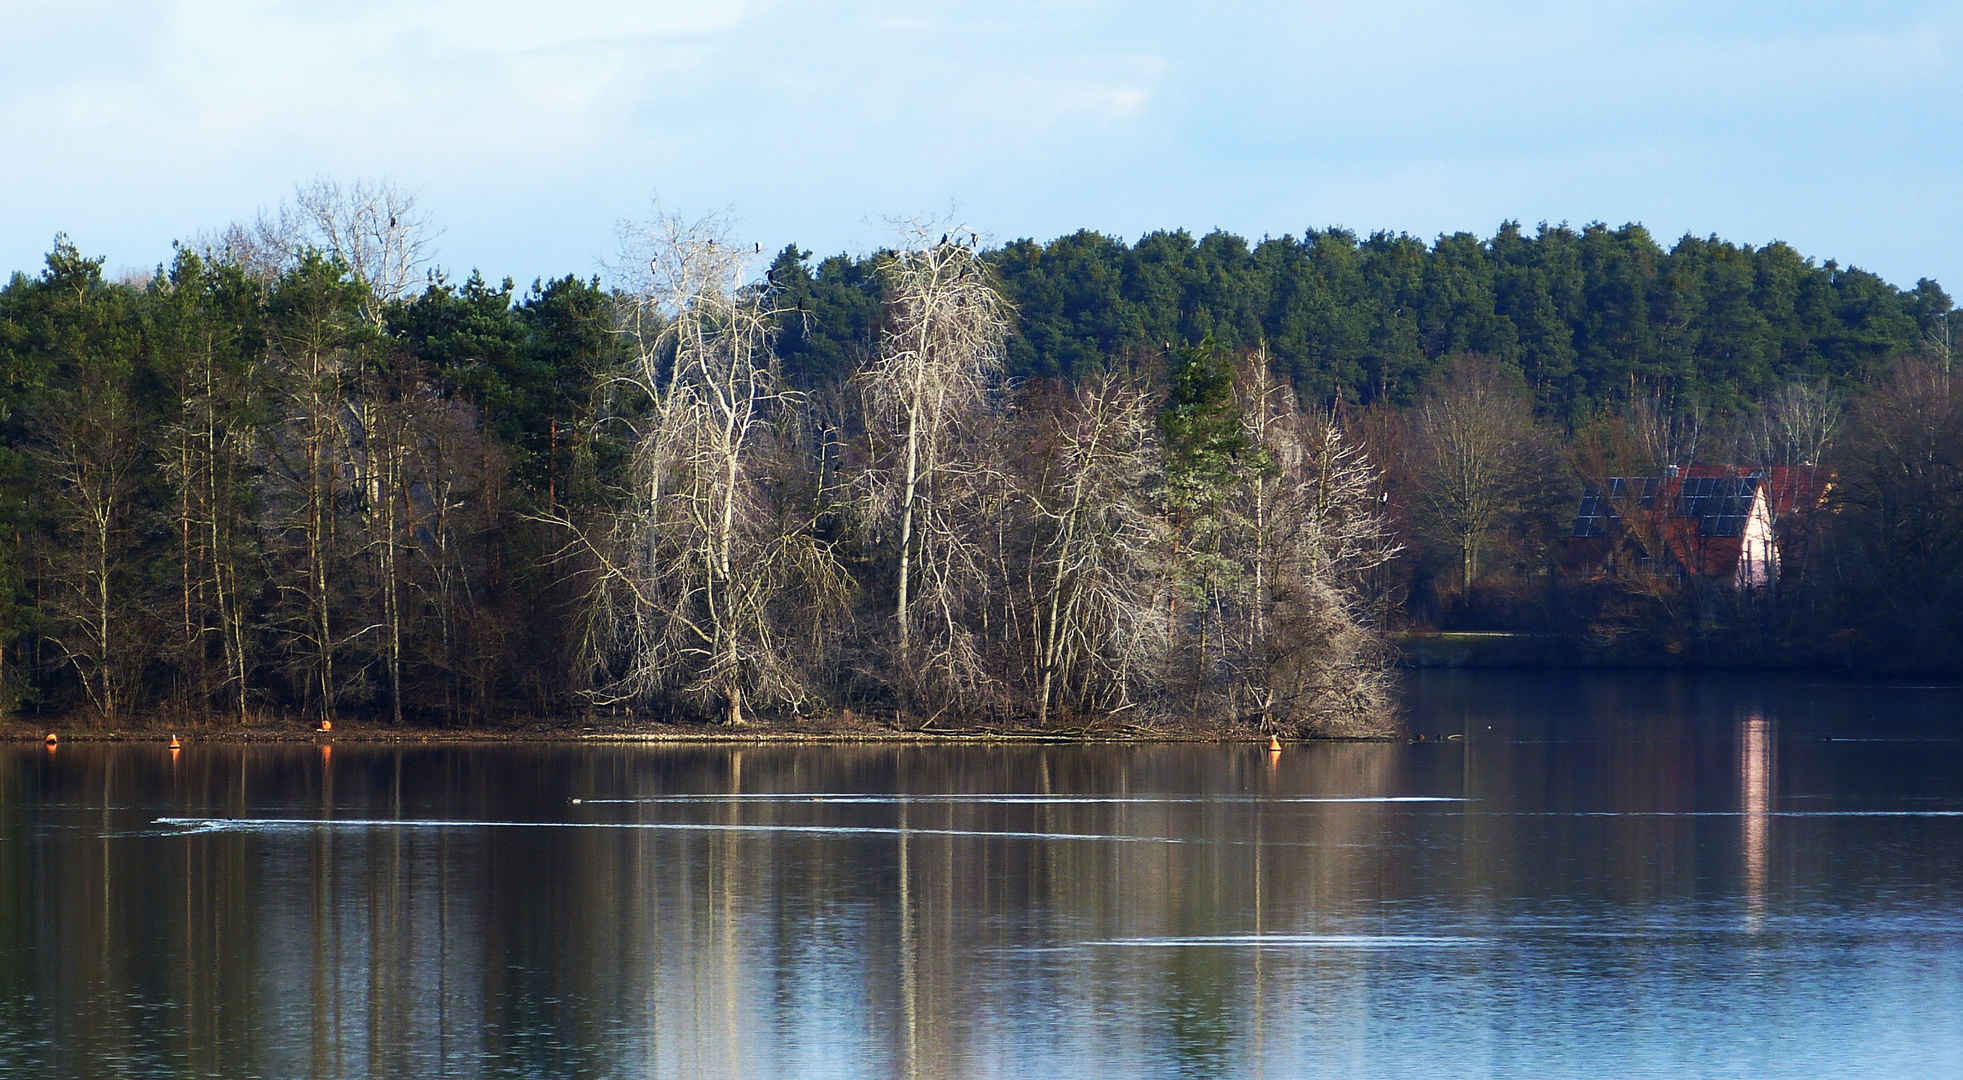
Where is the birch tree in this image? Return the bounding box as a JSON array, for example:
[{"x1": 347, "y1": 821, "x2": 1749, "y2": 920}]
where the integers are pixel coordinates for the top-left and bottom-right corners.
[
  {"x1": 153, "y1": 250, "x2": 268, "y2": 721},
  {"x1": 1749, "y1": 381, "x2": 1840, "y2": 468},
  {"x1": 570, "y1": 213, "x2": 840, "y2": 725},
  {"x1": 15, "y1": 242, "x2": 151, "y2": 723},
  {"x1": 859, "y1": 227, "x2": 1010, "y2": 708},
  {"x1": 350, "y1": 347, "x2": 415, "y2": 726},
  {"x1": 1630, "y1": 387, "x2": 1707, "y2": 472},
  {"x1": 1231, "y1": 361, "x2": 1399, "y2": 734},
  {"x1": 207, "y1": 178, "x2": 437, "y2": 326},
  {"x1": 34, "y1": 345, "x2": 148, "y2": 722},
  {"x1": 1015, "y1": 376, "x2": 1165, "y2": 725},
  {"x1": 264, "y1": 254, "x2": 370, "y2": 722}
]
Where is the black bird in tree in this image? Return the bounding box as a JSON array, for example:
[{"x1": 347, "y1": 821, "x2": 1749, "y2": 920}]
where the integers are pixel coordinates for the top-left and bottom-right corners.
[{"x1": 940, "y1": 233, "x2": 948, "y2": 245}]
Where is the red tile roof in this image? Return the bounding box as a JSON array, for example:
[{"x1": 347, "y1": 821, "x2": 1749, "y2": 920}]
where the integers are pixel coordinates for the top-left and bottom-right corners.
[{"x1": 1566, "y1": 465, "x2": 1829, "y2": 581}]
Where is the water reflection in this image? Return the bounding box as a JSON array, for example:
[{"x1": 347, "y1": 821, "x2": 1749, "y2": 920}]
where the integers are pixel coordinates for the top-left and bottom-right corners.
[
  {"x1": 3, "y1": 672, "x2": 1963, "y2": 1078},
  {"x1": 1742, "y1": 712, "x2": 1773, "y2": 931}
]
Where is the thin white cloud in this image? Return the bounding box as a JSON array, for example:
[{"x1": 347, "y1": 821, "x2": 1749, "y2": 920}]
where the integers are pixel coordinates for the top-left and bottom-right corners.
[{"x1": 0, "y1": 0, "x2": 1959, "y2": 288}]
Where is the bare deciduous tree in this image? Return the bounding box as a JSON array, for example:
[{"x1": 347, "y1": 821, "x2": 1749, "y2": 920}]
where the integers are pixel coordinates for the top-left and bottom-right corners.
[
  {"x1": 858, "y1": 225, "x2": 1010, "y2": 709},
  {"x1": 1835, "y1": 360, "x2": 1963, "y2": 666},
  {"x1": 1015, "y1": 375, "x2": 1165, "y2": 725},
  {"x1": 1748, "y1": 380, "x2": 1840, "y2": 468},
  {"x1": 1409, "y1": 356, "x2": 1541, "y2": 598},
  {"x1": 1630, "y1": 387, "x2": 1707, "y2": 472},
  {"x1": 567, "y1": 212, "x2": 842, "y2": 725},
  {"x1": 1230, "y1": 356, "x2": 1400, "y2": 734},
  {"x1": 200, "y1": 178, "x2": 437, "y2": 326},
  {"x1": 153, "y1": 253, "x2": 267, "y2": 723},
  {"x1": 34, "y1": 362, "x2": 147, "y2": 723}
]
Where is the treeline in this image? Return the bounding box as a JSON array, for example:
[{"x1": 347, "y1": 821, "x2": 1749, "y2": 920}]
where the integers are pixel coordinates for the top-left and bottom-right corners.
[
  {"x1": 778, "y1": 224, "x2": 1962, "y2": 672},
  {"x1": 0, "y1": 241, "x2": 614, "y2": 725},
  {"x1": 0, "y1": 197, "x2": 1396, "y2": 730},
  {"x1": 776, "y1": 223, "x2": 1948, "y2": 414},
  {"x1": 3, "y1": 194, "x2": 1959, "y2": 731}
]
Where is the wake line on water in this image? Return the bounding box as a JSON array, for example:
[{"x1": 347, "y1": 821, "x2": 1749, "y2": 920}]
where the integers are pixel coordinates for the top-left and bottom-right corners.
[
  {"x1": 151, "y1": 817, "x2": 1189, "y2": 843},
  {"x1": 1505, "y1": 811, "x2": 1963, "y2": 818},
  {"x1": 1036, "y1": 934, "x2": 1487, "y2": 950},
  {"x1": 572, "y1": 795, "x2": 1466, "y2": 805}
]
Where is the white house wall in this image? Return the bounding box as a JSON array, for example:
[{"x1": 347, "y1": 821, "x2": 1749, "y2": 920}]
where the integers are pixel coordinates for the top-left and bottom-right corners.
[{"x1": 1734, "y1": 488, "x2": 1778, "y2": 589}]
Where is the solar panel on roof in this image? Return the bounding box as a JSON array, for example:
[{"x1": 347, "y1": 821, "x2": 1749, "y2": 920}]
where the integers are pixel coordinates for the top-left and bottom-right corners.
[
  {"x1": 1685, "y1": 476, "x2": 1758, "y2": 536},
  {"x1": 1571, "y1": 490, "x2": 1607, "y2": 537},
  {"x1": 1572, "y1": 476, "x2": 1676, "y2": 538}
]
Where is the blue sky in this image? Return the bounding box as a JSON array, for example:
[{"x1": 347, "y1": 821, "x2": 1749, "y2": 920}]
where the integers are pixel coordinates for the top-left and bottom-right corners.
[{"x1": 3, "y1": 1, "x2": 1959, "y2": 291}]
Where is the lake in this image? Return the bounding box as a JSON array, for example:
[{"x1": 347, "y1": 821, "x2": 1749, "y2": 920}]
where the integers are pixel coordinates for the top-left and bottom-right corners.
[{"x1": 4, "y1": 671, "x2": 1962, "y2": 1078}]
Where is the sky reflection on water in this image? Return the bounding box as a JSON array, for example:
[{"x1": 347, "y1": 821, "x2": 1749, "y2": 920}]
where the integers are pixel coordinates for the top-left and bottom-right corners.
[{"x1": 4, "y1": 671, "x2": 1963, "y2": 1078}]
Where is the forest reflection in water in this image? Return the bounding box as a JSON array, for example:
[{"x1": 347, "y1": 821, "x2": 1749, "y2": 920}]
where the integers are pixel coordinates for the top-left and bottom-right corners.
[{"x1": 4, "y1": 671, "x2": 1963, "y2": 1079}]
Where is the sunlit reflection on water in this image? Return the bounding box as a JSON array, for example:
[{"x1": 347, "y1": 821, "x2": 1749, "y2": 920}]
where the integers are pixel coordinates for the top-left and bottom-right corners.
[
  {"x1": 1742, "y1": 712, "x2": 1772, "y2": 932},
  {"x1": 4, "y1": 672, "x2": 1963, "y2": 1078}
]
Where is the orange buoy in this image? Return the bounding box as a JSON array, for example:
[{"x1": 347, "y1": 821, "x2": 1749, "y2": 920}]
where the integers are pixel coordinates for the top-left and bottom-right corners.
[
  {"x1": 1268, "y1": 735, "x2": 1282, "y2": 753},
  {"x1": 318, "y1": 718, "x2": 332, "y2": 733},
  {"x1": 168, "y1": 734, "x2": 181, "y2": 750},
  {"x1": 44, "y1": 732, "x2": 57, "y2": 746}
]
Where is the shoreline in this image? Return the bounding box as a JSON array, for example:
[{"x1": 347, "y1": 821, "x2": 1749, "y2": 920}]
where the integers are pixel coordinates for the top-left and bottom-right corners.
[
  {"x1": 2, "y1": 717, "x2": 1397, "y2": 746},
  {"x1": 7, "y1": 732, "x2": 1395, "y2": 746}
]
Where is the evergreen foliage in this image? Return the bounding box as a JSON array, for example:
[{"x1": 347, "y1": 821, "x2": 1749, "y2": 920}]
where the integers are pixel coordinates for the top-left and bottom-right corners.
[{"x1": 775, "y1": 224, "x2": 1941, "y2": 419}]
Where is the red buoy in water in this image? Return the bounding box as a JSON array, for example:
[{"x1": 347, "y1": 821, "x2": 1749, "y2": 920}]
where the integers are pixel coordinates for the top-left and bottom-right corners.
[{"x1": 1268, "y1": 735, "x2": 1282, "y2": 753}]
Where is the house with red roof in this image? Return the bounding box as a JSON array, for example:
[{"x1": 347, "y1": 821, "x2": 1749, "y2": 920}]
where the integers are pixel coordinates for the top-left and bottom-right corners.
[{"x1": 1566, "y1": 465, "x2": 1830, "y2": 588}]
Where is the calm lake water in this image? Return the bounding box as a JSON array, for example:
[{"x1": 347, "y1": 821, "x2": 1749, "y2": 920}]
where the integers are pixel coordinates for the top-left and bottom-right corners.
[{"x1": 4, "y1": 671, "x2": 1963, "y2": 1079}]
